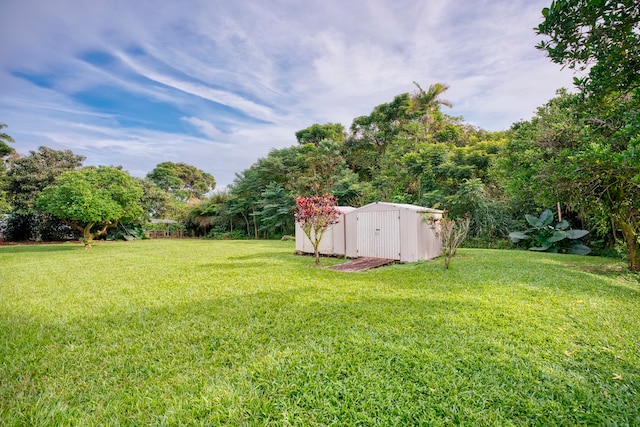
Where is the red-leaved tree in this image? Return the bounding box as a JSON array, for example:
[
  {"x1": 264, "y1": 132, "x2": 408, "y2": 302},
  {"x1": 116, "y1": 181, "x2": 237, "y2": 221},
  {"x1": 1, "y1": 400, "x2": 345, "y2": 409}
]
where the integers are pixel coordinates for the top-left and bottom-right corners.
[{"x1": 295, "y1": 194, "x2": 341, "y2": 266}]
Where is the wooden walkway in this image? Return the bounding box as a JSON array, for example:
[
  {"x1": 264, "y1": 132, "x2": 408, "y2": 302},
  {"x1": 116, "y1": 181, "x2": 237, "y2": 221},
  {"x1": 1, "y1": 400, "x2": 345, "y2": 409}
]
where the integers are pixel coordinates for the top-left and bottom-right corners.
[{"x1": 328, "y1": 257, "x2": 395, "y2": 272}]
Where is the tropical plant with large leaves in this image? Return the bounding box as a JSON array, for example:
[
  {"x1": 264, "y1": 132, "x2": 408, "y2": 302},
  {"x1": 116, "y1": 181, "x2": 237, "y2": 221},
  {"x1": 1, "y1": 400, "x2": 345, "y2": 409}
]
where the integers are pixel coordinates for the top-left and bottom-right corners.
[{"x1": 509, "y1": 209, "x2": 590, "y2": 254}]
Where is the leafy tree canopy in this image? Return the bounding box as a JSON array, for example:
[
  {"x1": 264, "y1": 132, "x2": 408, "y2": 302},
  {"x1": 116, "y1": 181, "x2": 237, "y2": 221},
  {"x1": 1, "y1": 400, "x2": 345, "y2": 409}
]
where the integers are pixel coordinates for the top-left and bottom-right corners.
[
  {"x1": 0, "y1": 122, "x2": 15, "y2": 159},
  {"x1": 535, "y1": 2, "x2": 640, "y2": 270},
  {"x1": 295, "y1": 123, "x2": 346, "y2": 145},
  {"x1": 408, "y1": 82, "x2": 453, "y2": 129},
  {"x1": 349, "y1": 93, "x2": 413, "y2": 152},
  {"x1": 501, "y1": 89, "x2": 640, "y2": 270},
  {"x1": 6, "y1": 146, "x2": 85, "y2": 214},
  {"x1": 536, "y1": 0, "x2": 640, "y2": 96},
  {"x1": 37, "y1": 166, "x2": 143, "y2": 248},
  {"x1": 138, "y1": 177, "x2": 181, "y2": 220},
  {"x1": 0, "y1": 122, "x2": 16, "y2": 213},
  {"x1": 147, "y1": 162, "x2": 216, "y2": 202}
]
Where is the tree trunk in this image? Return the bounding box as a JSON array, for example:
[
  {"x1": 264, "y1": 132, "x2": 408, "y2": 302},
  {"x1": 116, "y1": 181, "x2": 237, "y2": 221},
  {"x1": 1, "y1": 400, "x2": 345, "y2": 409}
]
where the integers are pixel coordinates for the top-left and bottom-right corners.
[
  {"x1": 616, "y1": 217, "x2": 639, "y2": 272},
  {"x1": 252, "y1": 209, "x2": 259, "y2": 239},
  {"x1": 623, "y1": 230, "x2": 639, "y2": 272},
  {"x1": 304, "y1": 228, "x2": 322, "y2": 267},
  {"x1": 82, "y1": 223, "x2": 95, "y2": 249},
  {"x1": 629, "y1": 245, "x2": 640, "y2": 272},
  {"x1": 96, "y1": 221, "x2": 113, "y2": 239},
  {"x1": 240, "y1": 212, "x2": 250, "y2": 236}
]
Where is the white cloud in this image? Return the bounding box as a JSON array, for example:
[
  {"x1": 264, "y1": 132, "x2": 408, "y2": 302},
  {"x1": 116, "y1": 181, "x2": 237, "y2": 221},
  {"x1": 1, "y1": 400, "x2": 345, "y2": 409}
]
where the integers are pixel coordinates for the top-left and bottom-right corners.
[
  {"x1": 181, "y1": 117, "x2": 224, "y2": 139},
  {"x1": 0, "y1": 0, "x2": 578, "y2": 186},
  {"x1": 113, "y1": 51, "x2": 279, "y2": 122}
]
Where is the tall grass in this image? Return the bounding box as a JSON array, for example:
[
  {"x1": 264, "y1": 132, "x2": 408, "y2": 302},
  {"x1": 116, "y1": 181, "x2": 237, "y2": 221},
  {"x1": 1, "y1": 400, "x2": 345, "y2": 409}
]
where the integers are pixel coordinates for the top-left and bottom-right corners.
[{"x1": 1, "y1": 240, "x2": 638, "y2": 425}]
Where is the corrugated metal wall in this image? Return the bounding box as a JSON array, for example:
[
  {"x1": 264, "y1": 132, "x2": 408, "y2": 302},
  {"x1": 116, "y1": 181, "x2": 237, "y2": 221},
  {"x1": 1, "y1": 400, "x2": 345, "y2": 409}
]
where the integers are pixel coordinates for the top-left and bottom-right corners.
[
  {"x1": 295, "y1": 216, "x2": 346, "y2": 256},
  {"x1": 342, "y1": 202, "x2": 444, "y2": 262},
  {"x1": 356, "y1": 210, "x2": 400, "y2": 259},
  {"x1": 399, "y1": 209, "x2": 418, "y2": 262}
]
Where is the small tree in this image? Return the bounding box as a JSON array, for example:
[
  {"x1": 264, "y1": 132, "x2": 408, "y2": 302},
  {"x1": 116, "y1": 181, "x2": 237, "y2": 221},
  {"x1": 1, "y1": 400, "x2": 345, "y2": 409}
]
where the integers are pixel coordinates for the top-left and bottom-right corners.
[
  {"x1": 295, "y1": 194, "x2": 341, "y2": 266},
  {"x1": 439, "y1": 214, "x2": 471, "y2": 269},
  {"x1": 37, "y1": 166, "x2": 143, "y2": 248},
  {"x1": 0, "y1": 122, "x2": 16, "y2": 214}
]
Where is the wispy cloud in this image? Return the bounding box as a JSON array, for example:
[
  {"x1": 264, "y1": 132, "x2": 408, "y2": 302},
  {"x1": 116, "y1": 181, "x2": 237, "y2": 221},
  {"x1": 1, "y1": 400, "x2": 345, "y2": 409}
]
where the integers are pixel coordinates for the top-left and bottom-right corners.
[
  {"x1": 113, "y1": 51, "x2": 279, "y2": 122},
  {"x1": 181, "y1": 117, "x2": 224, "y2": 139},
  {"x1": 0, "y1": 0, "x2": 575, "y2": 187}
]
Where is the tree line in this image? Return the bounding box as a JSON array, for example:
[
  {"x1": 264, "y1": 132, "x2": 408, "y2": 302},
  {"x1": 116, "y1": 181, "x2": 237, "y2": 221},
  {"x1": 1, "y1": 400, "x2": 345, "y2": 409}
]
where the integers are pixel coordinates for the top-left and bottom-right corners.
[
  {"x1": 0, "y1": 144, "x2": 216, "y2": 247},
  {"x1": 0, "y1": 79, "x2": 637, "y2": 266},
  {"x1": 1, "y1": 1, "x2": 638, "y2": 269}
]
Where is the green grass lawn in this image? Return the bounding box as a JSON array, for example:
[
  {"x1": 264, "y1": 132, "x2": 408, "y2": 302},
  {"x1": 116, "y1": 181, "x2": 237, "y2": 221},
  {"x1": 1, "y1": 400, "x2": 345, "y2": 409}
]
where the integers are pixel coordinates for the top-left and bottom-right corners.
[{"x1": 1, "y1": 240, "x2": 638, "y2": 426}]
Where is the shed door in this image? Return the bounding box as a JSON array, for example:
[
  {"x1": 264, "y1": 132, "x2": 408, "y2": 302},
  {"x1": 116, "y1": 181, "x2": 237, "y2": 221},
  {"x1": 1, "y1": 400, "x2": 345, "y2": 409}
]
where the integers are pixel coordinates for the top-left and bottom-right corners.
[{"x1": 356, "y1": 210, "x2": 400, "y2": 260}]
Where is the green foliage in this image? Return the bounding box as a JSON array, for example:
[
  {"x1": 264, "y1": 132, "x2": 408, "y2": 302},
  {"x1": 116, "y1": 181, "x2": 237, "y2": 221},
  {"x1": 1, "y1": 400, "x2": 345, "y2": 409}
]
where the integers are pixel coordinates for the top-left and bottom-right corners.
[
  {"x1": 444, "y1": 178, "x2": 514, "y2": 239},
  {"x1": 408, "y1": 81, "x2": 453, "y2": 133},
  {"x1": 37, "y1": 166, "x2": 143, "y2": 247},
  {"x1": 509, "y1": 209, "x2": 591, "y2": 254},
  {"x1": 0, "y1": 123, "x2": 15, "y2": 214},
  {"x1": 5, "y1": 146, "x2": 85, "y2": 215},
  {"x1": 0, "y1": 122, "x2": 15, "y2": 159},
  {"x1": 493, "y1": 123, "x2": 546, "y2": 218},
  {"x1": 536, "y1": 0, "x2": 639, "y2": 96},
  {"x1": 2, "y1": 146, "x2": 85, "y2": 240},
  {"x1": 296, "y1": 139, "x2": 351, "y2": 196},
  {"x1": 1, "y1": 214, "x2": 31, "y2": 241},
  {"x1": 330, "y1": 173, "x2": 374, "y2": 207},
  {"x1": 257, "y1": 182, "x2": 295, "y2": 238},
  {"x1": 1, "y1": 213, "x2": 78, "y2": 242},
  {"x1": 206, "y1": 229, "x2": 247, "y2": 240},
  {"x1": 534, "y1": 2, "x2": 639, "y2": 270},
  {"x1": 462, "y1": 236, "x2": 514, "y2": 250},
  {"x1": 228, "y1": 167, "x2": 264, "y2": 239},
  {"x1": 295, "y1": 123, "x2": 346, "y2": 145},
  {"x1": 145, "y1": 220, "x2": 186, "y2": 239},
  {"x1": 106, "y1": 223, "x2": 147, "y2": 241},
  {"x1": 147, "y1": 162, "x2": 216, "y2": 201},
  {"x1": 138, "y1": 177, "x2": 181, "y2": 221},
  {"x1": 499, "y1": 88, "x2": 640, "y2": 270},
  {"x1": 349, "y1": 92, "x2": 413, "y2": 153}
]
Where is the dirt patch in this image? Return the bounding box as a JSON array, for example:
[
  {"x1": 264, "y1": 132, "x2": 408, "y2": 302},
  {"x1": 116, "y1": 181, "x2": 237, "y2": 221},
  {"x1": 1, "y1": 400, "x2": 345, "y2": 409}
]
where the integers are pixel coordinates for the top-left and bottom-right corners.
[{"x1": 565, "y1": 261, "x2": 639, "y2": 284}]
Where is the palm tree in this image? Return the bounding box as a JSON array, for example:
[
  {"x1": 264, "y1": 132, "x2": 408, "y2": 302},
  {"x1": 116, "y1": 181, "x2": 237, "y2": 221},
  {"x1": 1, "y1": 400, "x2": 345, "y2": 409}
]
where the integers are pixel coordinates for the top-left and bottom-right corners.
[
  {"x1": 408, "y1": 82, "x2": 453, "y2": 131},
  {"x1": 0, "y1": 123, "x2": 15, "y2": 158}
]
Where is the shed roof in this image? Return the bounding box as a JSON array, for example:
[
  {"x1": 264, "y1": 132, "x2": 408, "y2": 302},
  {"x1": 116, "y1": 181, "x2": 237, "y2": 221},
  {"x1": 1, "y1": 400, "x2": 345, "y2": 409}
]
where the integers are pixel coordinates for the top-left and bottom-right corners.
[
  {"x1": 150, "y1": 219, "x2": 178, "y2": 224},
  {"x1": 354, "y1": 201, "x2": 443, "y2": 214},
  {"x1": 337, "y1": 206, "x2": 356, "y2": 213}
]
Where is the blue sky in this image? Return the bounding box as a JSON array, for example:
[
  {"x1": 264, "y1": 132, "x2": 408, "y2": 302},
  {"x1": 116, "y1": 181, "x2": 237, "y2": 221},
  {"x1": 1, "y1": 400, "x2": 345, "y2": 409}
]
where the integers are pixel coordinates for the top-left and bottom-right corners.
[{"x1": 0, "y1": 0, "x2": 577, "y2": 188}]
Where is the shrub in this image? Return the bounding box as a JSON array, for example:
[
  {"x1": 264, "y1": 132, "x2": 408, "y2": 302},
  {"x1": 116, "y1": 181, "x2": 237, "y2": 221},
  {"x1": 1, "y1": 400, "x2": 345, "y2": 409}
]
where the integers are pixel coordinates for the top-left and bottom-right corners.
[
  {"x1": 509, "y1": 209, "x2": 590, "y2": 254},
  {"x1": 207, "y1": 230, "x2": 247, "y2": 240},
  {"x1": 439, "y1": 214, "x2": 471, "y2": 269}
]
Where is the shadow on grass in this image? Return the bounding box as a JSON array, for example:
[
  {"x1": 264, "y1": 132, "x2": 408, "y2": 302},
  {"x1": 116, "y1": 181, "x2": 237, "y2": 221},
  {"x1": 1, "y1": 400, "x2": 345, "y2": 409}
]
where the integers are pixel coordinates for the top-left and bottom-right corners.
[
  {"x1": 0, "y1": 242, "x2": 82, "y2": 253},
  {"x1": 533, "y1": 258, "x2": 640, "y2": 297},
  {"x1": 198, "y1": 261, "x2": 270, "y2": 270},
  {"x1": 226, "y1": 251, "x2": 292, "y2": 261}
]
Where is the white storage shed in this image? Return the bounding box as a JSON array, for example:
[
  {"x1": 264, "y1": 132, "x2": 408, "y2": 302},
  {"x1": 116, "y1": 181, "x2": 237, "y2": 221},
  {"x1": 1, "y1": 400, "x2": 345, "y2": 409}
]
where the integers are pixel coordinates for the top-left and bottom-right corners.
[
  {"x1": 344, "y1": 202, "x2": 444, "y2": 262},
  {"x1": 295, "y1": 206, "x2": 355, "y2": 257}
]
